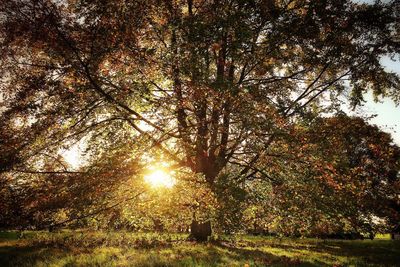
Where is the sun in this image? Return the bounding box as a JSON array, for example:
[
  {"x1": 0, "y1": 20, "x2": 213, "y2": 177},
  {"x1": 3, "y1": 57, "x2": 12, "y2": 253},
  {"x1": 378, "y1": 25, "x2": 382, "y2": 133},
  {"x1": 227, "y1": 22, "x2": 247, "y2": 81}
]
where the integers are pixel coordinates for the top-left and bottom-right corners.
[{"x1": 144, "y1": 169, "x2": 175, "y2": 188}]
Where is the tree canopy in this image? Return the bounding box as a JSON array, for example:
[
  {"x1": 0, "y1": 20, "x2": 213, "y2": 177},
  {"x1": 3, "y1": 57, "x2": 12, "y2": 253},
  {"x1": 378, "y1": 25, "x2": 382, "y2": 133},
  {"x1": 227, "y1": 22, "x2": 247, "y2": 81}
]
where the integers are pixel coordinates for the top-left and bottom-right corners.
[{"x1": 0, "y1": 0, "x2": 399, "y2": 236}]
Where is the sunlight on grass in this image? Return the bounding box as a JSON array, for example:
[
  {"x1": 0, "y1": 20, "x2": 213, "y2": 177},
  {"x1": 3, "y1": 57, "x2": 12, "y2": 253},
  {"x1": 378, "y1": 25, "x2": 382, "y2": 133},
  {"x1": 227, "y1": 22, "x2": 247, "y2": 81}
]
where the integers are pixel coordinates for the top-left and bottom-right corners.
[
  {"x1": 1, "y1": 231, "x2": 399, "y2": 267},
  {"x1": 375, "y1": 233, "x2": 391, "y2": 240}
]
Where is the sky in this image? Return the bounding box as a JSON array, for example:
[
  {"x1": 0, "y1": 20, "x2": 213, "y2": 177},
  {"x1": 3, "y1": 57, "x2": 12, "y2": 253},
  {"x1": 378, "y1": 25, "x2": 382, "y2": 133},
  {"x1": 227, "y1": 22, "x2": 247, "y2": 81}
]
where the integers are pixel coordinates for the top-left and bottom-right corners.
[
  {"x1": 343, "y1": 56, "x2": 400, "y2": 145},
  {"x1": 344, "y1": 0, "x2": 400, "y2": 145}
]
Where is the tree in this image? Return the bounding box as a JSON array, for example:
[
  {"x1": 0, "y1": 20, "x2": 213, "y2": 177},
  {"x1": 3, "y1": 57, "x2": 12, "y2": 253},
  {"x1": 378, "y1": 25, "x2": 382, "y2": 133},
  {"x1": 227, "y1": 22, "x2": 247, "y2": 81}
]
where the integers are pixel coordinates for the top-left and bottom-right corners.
[
  {"x1": 1, "y1": 0, "x2": 399, "y2": 237},
  {"x1": 304, "y1": 115, "x2": 400, "y2": 236},
  {"x1": 251, "y1": 114, "x2": 400, "y2": 237}
]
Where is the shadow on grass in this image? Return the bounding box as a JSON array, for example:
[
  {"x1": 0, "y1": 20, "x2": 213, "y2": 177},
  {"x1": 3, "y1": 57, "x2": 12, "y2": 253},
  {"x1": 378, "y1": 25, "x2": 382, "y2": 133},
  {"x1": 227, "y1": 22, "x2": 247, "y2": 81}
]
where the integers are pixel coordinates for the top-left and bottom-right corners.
[
  {"x1": 0, "y1": 240, "x2": 322, "y2": 267},
  {"x1": 0, "y1": 243, "x2": 73, "y2": 267},
  {"x1": 237, "y1": 238, "x2": 400, "y2": 266},
  {"x1": 1, "y1": 234, "x2": 400, "y2": 267},
  {"x1": 312, "y1": 240, "x2": 400, "y2": 266},
  {"x1": 213, "y1": 242, "x2": 323, "y2": 266}
]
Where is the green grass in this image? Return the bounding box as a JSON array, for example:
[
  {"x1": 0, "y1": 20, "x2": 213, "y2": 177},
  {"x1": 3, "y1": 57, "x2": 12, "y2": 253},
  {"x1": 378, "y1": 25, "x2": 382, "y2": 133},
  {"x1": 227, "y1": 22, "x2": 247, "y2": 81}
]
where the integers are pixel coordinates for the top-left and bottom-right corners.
[{"x1": 0, "y1": 230, "x2": 399, "y2": 266}]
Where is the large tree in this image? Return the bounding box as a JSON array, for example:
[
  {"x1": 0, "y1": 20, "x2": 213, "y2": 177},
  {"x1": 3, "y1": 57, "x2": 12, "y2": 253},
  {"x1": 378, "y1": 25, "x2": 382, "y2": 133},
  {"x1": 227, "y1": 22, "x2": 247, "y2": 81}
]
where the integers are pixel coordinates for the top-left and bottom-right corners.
[{"x1": 1, "y1": 0, "x2": 399, "y2": 234}]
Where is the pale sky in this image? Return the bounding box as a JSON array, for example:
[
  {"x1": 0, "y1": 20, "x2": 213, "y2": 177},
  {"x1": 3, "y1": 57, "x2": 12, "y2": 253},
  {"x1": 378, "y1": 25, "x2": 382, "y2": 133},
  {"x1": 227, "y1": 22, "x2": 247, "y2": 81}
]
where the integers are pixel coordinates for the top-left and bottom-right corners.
[
  {"x1": 343, "y1": 56, "x2": 400, "y2": 145},
  {"x1": 345, "y1": 0, "x2": 400, "y2": 145}
]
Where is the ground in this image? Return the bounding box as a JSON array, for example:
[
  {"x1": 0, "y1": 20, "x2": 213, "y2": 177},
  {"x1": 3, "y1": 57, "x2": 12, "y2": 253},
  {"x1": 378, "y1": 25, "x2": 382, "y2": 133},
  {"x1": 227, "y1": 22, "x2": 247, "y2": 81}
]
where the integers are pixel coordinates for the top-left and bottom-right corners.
[{"x1": 0, "y1": 231, "x2": 399, "y2": 266}]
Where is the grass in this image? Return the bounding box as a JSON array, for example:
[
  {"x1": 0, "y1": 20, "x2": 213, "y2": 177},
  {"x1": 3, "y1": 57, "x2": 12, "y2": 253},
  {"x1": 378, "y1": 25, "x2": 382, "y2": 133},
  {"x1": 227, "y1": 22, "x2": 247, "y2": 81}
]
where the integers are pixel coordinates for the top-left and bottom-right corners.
[{"x1": 0, "y1": 230, "x2": 399, "y2": 266}]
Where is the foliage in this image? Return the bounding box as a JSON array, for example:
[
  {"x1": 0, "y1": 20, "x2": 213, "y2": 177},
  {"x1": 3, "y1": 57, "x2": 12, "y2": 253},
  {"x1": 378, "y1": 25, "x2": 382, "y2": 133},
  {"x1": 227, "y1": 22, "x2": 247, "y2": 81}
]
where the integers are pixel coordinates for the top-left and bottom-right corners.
[
  {"x1": 244, "y1": 114, "x2": 400, "y2": 236},
  {"x1": 0, "y1": 0, "x2": 399, "y2": 234}
]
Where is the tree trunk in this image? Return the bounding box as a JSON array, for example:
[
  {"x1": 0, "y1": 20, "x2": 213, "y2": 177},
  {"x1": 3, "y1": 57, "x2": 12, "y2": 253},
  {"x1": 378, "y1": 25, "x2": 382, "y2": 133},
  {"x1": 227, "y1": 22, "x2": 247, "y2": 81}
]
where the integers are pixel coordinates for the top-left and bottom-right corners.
[{"x1": 189, "y1": 220, "x2": 212, "y2": 242}]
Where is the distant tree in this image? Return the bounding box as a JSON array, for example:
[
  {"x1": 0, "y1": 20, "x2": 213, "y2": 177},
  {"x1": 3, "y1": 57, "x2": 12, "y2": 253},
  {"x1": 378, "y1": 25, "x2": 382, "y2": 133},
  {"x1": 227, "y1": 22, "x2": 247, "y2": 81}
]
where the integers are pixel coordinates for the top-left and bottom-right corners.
[
  {"x1": 253, "y1": 115, "x2": 400, "y2": 237},
  {"x1": 307, "y1": 115, "x2": 400, "y2": 235}
]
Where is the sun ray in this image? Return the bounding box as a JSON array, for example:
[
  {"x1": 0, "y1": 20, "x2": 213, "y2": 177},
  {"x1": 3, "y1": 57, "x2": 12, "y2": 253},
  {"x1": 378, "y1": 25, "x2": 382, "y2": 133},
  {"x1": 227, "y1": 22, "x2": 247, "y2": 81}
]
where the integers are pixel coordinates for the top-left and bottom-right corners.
[{"x1": 144, "y1": 169, "x2": 175, "y2": 188}]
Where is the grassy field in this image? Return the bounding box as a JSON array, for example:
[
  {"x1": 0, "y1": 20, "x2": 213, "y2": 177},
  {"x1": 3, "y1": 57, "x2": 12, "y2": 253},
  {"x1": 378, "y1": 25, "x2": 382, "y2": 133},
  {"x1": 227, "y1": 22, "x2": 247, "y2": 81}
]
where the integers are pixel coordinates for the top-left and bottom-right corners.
[{"x1": 0, "y1": 231, "x2": 399, "y2": 266}]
